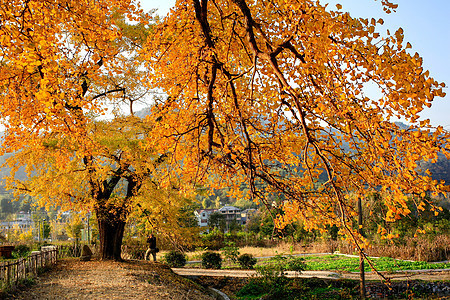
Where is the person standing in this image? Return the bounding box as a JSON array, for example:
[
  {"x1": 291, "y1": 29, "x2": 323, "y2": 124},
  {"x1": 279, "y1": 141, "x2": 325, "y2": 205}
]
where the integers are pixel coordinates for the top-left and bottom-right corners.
[{"x1": 145, "y1": 233, "x2": 157, "y2": 261}]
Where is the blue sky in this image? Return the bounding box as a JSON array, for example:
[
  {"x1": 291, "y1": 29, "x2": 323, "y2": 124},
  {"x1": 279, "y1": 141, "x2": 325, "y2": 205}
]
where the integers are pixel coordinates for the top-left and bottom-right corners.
[{"x1": 138, "y1": 0, "x2": 449, "y2": 128}]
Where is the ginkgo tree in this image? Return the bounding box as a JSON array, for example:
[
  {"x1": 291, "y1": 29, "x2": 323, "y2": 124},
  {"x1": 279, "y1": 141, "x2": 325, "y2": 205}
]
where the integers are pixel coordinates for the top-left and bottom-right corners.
[
  {"x1": 0, "y1": 0, "x2": 198, "y2": 260},
  {"x1": 142, "y1": 0, "x2": 449, "y2": 274},
  {"x1": 1, "y1": 0, "x2": 449, "y2": 270},
  {"x1": 5, "y1": 115, "x2": 198, "y2": 259},
  {"x1": 0, "y1": 0, "x2": 141, "y2": 260}
]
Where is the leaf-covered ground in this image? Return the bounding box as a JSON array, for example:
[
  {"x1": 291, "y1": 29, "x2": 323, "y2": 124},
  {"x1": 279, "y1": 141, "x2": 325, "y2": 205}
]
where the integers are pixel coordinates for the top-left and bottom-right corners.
[{"x1": 5, "y1": 258, "x2": 213, "y2": 300}]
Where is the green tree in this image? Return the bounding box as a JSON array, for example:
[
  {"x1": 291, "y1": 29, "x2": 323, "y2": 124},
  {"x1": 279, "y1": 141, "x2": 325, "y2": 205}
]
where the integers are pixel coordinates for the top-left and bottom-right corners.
[
  {"x1": 43, "y1": 220, "x2": 52, "y2": 240},
  {"x1": 65, "y1": 214, "x2": 84, "y2": 241},
  {"x1": 1, "y1": 196, "x2": 14, "y2": 215},
  {"x1": 209, "y1": 212, "x2": 226, "y2": 232}
]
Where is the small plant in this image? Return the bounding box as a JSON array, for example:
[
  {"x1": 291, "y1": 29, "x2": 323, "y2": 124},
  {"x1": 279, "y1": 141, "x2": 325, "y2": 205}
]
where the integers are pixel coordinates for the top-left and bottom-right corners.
[
  {"x1": 12, "y1": 244, "x2": 31, "y2": 259},
  {"x1": 284, "y1": 256, "x2": 306, "y2": 272},
  {"x1": 201, "y1": 251, "x2": 222, "y2": 269},
  {"x1": 266, "y1": 255, "x2": 306, "y2": 272},
  {"x1": 164, "y1": 250, "x2": 187, "y2": 268},
  {"x1": 256, "y1": 261, "x2": 285, "y2": 281},
  {"x1": 254, "y1": 255, "x2": 305, "y2": 289},
  {"x1": 221, "y1": 242, "x2": 240, "y2": 263},
  {"x1": 237, "y1": 253, "x2": 257, "y2": 269},
  {"x1": 236, "y1": 278, "x2": 267, "y2": 298},
  {"x1": 191, "y1": 247, "x2": 208, "y2": 261}
]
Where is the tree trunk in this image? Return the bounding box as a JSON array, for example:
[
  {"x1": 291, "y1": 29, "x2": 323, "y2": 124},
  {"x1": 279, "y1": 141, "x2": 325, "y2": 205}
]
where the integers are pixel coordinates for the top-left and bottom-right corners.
[{"x1": 96, "y1": 206, "x2": 127, "y2": 261}]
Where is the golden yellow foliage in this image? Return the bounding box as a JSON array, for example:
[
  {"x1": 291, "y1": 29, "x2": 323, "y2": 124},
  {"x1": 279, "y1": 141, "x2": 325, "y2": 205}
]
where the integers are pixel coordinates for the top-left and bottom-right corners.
[
  {"x1": 0, "y1": 0, "x2": 449, "y2": 259},
  {"x1": 0, "y1": 0, "x2": 144, "y2": 151},
  {"x1": 141, "y1": 0, "x2": 449, "y2": 247},
  {"x1": 0, "y1": 1, "x2": 176, "y2": 259}
]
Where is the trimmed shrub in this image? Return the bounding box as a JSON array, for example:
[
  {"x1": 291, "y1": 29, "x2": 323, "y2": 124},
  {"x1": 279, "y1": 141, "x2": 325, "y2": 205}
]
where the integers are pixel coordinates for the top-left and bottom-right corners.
[
  {"x1": 201, "y1": 251, "x2": 222, "y2": 269},
  {"x1": 164, "y1": 250, "x2": 187, "y2": 268},
  {"x1": 238, "y1": 253, "x2": 257, "y2": 269},
  {"x1": 265, "y1": 255, "x2": 306, "y2": 273}
]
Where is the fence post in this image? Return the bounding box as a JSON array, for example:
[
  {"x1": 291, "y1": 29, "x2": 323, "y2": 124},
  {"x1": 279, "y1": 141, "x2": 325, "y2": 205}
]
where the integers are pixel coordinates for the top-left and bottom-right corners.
[
  {"x1": 33, "y1": 253, "x2": 38, "y2": 277},
  {"x1": 14, "y1": 261, "x2": 18, "y2": 287},
  {"x1": 6, "y1": 263, "x2": 10, "y2": 288},
  {"x1": 0, "y1": 265, "x2": 3, "y2": 289},
  {"x1": 0, "y1": 264, "x2": 4, "y2": 290}
]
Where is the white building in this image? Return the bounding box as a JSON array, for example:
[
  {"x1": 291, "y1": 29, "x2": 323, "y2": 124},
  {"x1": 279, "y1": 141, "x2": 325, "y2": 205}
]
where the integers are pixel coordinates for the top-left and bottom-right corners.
[
  {"x1": 195, "y1": 205, "x2": 255, "y2": 228},
  {"x1": 194, "y1": 209, "x2": 218, "y2": 227},
  {"x1": 0, "y1": 211, "x2": 33, "y2": 230}
]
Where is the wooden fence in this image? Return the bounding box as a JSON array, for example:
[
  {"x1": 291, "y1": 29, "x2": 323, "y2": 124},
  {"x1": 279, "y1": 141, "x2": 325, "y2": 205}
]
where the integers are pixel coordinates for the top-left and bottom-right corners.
[{"x1": 0, "y1": 246, "x2": 57, "y2": 291}]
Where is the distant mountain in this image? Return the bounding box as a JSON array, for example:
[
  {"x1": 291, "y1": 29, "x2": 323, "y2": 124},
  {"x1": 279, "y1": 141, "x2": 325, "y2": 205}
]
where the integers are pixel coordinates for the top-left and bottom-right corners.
[
  {"x1": 418, "y1": 153, "x2": 450, "y2": 184},
  {"x1": 134, "y1": 107, "x2": 151, "y2": 119},
  {"x1": 0, "y1": 152, "x2": 28, "y2": 193}
]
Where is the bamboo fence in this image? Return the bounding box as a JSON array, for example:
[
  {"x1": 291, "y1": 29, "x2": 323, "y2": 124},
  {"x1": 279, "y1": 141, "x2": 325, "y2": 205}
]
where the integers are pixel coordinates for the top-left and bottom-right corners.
[{"x1": 0, "y1": 246, "x2": 57, "y2": 291}]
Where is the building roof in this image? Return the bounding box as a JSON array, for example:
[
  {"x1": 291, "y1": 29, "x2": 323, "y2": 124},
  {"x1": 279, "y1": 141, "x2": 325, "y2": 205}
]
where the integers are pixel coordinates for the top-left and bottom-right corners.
[
  {"x1": 219, "y1": 205, "x2": 241, "y2": 212},
  {"x1": 196, "y1": 209, "x2": 217, "y2": 213}
]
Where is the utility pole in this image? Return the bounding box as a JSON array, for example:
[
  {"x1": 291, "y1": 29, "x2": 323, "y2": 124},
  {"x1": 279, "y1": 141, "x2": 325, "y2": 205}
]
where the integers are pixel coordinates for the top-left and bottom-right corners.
[
  {"x1": 358, "y1": 198, "x2": 366, "y2": 299},
  {"x1": 38, "y1": 220, "x2": 41, "y2": 243},
  {"x1": 87, "y1": 212, "x2": 91, "y2": 244}
]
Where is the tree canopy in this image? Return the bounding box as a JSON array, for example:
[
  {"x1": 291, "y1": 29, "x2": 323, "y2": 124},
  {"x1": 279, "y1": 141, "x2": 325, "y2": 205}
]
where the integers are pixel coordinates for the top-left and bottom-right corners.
[
  {"x1": 141, "y1": 0, "x2": 449, "y2": 246},
  {"x1": 0, "y1": 0, "x2": 199, "y2": 259},
  {"x1": 0, "y1": 0, "x2": 449, "y2": 262}
]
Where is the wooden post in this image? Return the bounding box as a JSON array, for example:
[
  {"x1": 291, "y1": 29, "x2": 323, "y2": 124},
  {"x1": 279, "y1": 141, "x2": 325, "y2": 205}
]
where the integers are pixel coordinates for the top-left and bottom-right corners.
[
  {"x1": 358, "y1": 198, "x2": 366, "y2": 299},
  {"x1": 14, "y1": 261, "x2": 18, "y2": 287},
  {"x1": 34, "y1": 254, "x2": 38, "y2": 277},
  {"x1": 5, "y1": 262, "x2": 10, "y2": 287}
]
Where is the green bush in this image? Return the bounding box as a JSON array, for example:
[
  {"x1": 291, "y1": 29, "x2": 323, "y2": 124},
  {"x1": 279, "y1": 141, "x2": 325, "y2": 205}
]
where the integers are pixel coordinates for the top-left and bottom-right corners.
[
  {"x1": 256, "y1": 261, "x2": 285, "y2": 281},
  {"x1": 266, "y1": 255, "x2": 306, "y2": 272},
  {"x1": 12, "y1": 244, "x2": 31, "y2": 259},
  {"x1": 200, "y1": 229, "x2": 225, "y2": 250},
  {"x1": 284, "y1": 256, "x2": 306, "y2": 272},
  {"x1": 236, "y1": 278, "x2": 267, "y2": 297},
  {"x1": 201, "y1": 251, "x2": 222, "y2": 269},
  {"x1": 164, "y1": 250, "x2": 187, "y2": 268},
  {"x1": 254, "y1": 255, "x2": 305, "y2": 287},
  {"x1": 221, "y1": 242, "x2": 240, "y2": 263},
  {"x1": 237, "y1": 253, "x2": 257, "y2": 269}
]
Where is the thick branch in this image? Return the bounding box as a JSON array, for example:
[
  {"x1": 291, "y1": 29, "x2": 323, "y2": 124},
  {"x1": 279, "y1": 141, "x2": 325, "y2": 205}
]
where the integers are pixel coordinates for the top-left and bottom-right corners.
[{"x1": 91, "y1": 87, "x2": 125, "y2": 101}]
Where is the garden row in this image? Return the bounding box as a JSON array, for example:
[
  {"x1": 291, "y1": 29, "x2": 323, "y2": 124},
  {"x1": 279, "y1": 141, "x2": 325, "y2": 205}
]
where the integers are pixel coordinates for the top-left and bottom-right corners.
[{"x1": 163, "y1": 249, "x2": 450, "y2": 273}]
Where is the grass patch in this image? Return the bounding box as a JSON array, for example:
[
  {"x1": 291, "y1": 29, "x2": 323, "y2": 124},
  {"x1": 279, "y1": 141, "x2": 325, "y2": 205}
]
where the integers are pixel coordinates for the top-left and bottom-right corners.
[
  {"x1": 302, "y1": 254, "x2": 450, "y2": 272},
  {"x1": 183, "y1": 252, "x2": 450, "y2": 273}
]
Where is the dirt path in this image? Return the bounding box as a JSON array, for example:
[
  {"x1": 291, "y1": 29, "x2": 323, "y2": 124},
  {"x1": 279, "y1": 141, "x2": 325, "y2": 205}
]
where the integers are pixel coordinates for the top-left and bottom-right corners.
[{"x1": 7, "y1": 259, "x2": 213, "y2": 300}]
